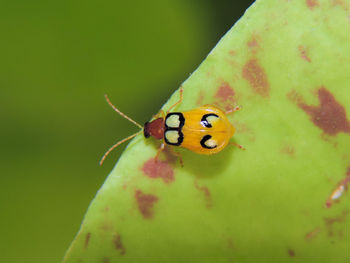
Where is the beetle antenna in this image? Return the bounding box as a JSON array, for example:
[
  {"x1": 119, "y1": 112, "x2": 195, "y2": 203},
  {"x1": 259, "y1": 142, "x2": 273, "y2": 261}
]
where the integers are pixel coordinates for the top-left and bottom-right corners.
[
  {"x1": 99, "y1": 131, "x2": 142, "y2": 165},
  {"x1": 104, "y1": 94, "x2": 143, "y2": 129}
]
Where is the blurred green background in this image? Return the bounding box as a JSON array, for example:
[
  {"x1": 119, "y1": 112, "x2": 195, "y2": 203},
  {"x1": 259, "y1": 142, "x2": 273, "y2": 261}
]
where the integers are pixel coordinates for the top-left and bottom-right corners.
[{"x1": 0, "y1": 0, "x2": 253, "y2": 262}]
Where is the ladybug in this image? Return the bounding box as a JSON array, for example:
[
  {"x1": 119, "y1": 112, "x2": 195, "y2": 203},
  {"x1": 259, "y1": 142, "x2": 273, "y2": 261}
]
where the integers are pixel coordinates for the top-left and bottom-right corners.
[{"x1": 100, "y1": 87, "x2": 244, "y2": 165}]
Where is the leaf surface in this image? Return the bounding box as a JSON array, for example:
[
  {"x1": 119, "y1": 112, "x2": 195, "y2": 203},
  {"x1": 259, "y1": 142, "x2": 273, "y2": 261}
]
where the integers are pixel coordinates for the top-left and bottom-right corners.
[{"x1": 63, "y1": 0, "x2": 350, "y2": 262}]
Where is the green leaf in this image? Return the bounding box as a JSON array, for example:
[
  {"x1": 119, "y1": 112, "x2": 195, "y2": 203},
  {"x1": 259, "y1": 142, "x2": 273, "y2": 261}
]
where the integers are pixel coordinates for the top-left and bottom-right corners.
[{"x1": 63, "y1": 0, "x2": 350, "y2": 262}]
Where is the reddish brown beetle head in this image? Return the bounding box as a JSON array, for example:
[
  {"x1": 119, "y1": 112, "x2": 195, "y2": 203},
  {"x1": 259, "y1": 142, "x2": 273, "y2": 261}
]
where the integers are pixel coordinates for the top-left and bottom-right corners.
[{"x1": 144, "y1": 118, "x2": 165, "y2": 140}]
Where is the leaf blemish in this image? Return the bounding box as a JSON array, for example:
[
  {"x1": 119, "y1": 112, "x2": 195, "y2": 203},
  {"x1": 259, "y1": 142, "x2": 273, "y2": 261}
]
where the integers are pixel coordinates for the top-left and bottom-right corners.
[
  {"x1": 298, "y1": 87, "x2": 350, "y2": 136},
  {"x1": 324, "y1": 210, "x2": 349, "y2": 237},
  {"x1": 100, "y1": 222, "x2": 113, "y2": 232},
  {"x1": 280, "y1": 145, "x2": 296, "y2": 157},
  {"x1": 135, "y1": 190, "x2": 159, "y2": 219},
  {"x1": 298, "y1": 45, "x2": 311, "y2": 62},
  {"x1": 84, "y1": 232, "x2": 91, "y2": 249},
  {"x1": 214, "y1": 82, "x2": 236, "y2": 111},
  {"x1": 229, "y1": 50, "x2": 236, "y2": 56},
  {"x1": 247, "y1": 35, "x2": 260, "y2": 53},
  {"x1": 305, "y1": 227, "x2": 321, "y2": 241},
  {"x1": 287, "y1": 89, "x2": 303, "y2": 104},
  {"x1": 306, "y1": 0, "x2": 319, "y2": 9},
  {"x1": 326, "y1": 167, "x2": 350, "y2": 208},
  {"x1": 142, "y1": 158, "x2": 174, "y2": 184},
  {"x1": 331, "y1": 0, "x2": 349, "y2": 11},
  {"x1": 194, "y1": 180, "x2": 212, "y2": 208},
  {"x1": 113, "y1": 233, "x2": 126, "y2": 255},
  {"x1": 242, "y1": 59, "x2": 270, "y2": 97}
]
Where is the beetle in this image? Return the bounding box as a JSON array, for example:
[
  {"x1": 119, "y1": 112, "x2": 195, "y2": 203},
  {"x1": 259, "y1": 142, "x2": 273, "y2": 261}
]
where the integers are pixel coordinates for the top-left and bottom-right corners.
[{"x1": 99, "y1": 87, "x2": 244, "y2": 165}]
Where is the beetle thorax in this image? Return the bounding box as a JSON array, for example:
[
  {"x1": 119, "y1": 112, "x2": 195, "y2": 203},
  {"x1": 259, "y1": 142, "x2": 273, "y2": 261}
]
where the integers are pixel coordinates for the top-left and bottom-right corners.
[{"x1": 143, "y1": 118, "x2": 165, "y2": 140}]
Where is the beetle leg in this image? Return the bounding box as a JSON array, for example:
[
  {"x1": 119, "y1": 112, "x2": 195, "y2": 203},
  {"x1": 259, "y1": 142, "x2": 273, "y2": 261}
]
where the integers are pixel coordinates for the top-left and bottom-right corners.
[
  {"x1": 154, "y1": 142, "x2": 165, "y2": 162},
  {"x1": 168, "y1": 148, "x2": 184, "y2": 167},
  {"x1": 228, "y1": 142, "x2": 245, "y2": 150},
  {"x1": 166, "y1": 86, "x2": 183, "y2": 113},
  {"x1": 225, "y1": 105, "x2": 241, "y2": 115},
  {"x1": 152, "y1": 110, "x2": 166, "y2": 120}
]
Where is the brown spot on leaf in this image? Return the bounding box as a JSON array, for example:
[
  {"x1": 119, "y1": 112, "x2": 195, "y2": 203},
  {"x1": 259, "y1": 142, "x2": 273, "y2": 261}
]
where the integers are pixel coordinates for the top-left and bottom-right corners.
[
  {"x1": 326, "y1": 167, "x2": 350, "y2": 208},
  {"x1": 324, "y1": 210, "x2": 349, "y2": 237},
  {"x1": 135, "y1": 190, "x2": 159, "y2": 219},
  {"x1": 305, "y1": 227, "x2": 320, "y2": 240},
  {"x1": 298, "y1": 45, "x2": 311, "y2": 62},
  {"x1": 288, "y1": 249, "x2": 296, "y2": 257},
  {"x1": 142, "y1": 158, "x2": 174, "y2": 184},
  {"x1": 248, "y1": 39, "x2": 259, "y2": 49},
  {"x1": 215, "y1": 82, "x2": 235, "y2": 101},
  {"x1": 235, "y1": 122, "x2": 256, "y2": 142},
  {"x1": 229, "y1": 50, "x2": 236, "y2": 56},
  {"x1": 281, "y1": 145, "x2": 296, "y2": 157},
  {"x1": 242, "y1": 59, "x2": 270, "y2": 97},
  {"x1": 194, "y1": 180, "x2": 212, "y2": 208},
  {"x1": 331, "y1": 0, "x2": 349, "y2": 10},
  {"x1": 113, "y1": 233, "x2": 126, "y2": 255},
  {"x1": 84, "y1": 232, "x2": 91, "y2": 249},
  {"x1": 100, "y1": 222, "x2": 113, "y2": 232},
  {"x1": 102, "y1": 257, "x2": 109, "y2": 263},
  {"x1": 214, "y1": 82, "x2": 236, "y2": 111},
  {"x1": 287, "y1": 89, "x2": 303, "y2": 104},
  {"x1": 306, "y1": 0, "x2": 319, "y2": 9},
  {"x1": 298, "y1": 87, "x2": 350, "y2": 136},
  {"x1": 247, "y1": 35, "x2": 260, "y2": 53},
  {"x1": 162, "y1": 147, "x2": 182, "y2": 164}
]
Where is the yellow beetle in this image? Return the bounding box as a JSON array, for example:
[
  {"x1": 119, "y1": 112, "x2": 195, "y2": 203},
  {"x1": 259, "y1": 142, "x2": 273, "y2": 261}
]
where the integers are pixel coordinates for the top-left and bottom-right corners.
[
  {"x1": 162, "y1": 105, "x2": 236, "y2": 154},
  {"x1": 100, "y1": 87, "x2": 244, "y2": 165}
]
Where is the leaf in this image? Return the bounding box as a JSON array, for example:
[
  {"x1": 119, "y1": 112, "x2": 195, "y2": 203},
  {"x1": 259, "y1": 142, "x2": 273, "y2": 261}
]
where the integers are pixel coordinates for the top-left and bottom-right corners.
[{"x1": 63, "y1": 0, "x2": 350, "y2": 262}]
